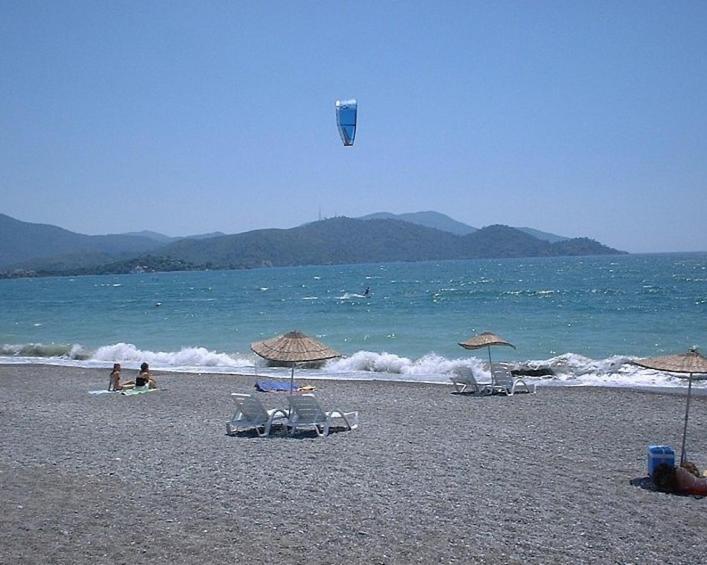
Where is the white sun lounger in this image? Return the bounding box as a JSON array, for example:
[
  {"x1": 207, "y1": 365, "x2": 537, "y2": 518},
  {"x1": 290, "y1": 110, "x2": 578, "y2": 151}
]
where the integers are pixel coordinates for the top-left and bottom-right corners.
[
  {"x1": 286, "y1": 394, "x2": 359, "y2": 437},
  {"x1": 226, "y1": 393, "x2": 288, "y2": 436},
  {"x1": 449, "y1": 366, "x2": 493, "y2": 394},
  {"x1": 491, "y1": 366, "x2": 536, "y2": 396}
]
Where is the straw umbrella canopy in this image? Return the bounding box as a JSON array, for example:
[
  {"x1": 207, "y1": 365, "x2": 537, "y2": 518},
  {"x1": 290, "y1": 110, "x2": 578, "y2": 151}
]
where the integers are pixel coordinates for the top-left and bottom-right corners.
[
  {"x1": 250, "y1": 330, "x2": 340, "y2": 393},
  {"x1": 458, "y1": 331, "x2": 516, "y2": 384},
  {"x1": 633, "y1": 347, "x2": 707, "y2": 464}
]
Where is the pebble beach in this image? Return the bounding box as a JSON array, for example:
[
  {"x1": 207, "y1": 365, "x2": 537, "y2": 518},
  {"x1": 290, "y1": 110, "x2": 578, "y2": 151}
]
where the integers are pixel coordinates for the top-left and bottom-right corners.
[{"x1": 1, "y1": 364, "x2": 706, "y2": 564}]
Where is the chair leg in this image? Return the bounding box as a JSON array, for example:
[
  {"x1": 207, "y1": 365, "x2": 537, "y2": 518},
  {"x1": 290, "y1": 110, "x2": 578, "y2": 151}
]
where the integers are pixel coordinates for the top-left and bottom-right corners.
[{"x1": 341, "y1": 413, "x2": 359, "y2": 430}]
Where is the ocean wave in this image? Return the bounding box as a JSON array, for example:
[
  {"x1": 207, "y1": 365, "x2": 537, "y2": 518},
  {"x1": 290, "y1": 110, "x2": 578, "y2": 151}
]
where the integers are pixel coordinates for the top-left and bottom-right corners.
[
  {"x1": 92, "y1": 343, "x2": 252, "y2": 368},
  {"x1": 327, "y1": 351, "x2": 487, "y2": 377},
  {"x1": 0, "y1": 343, "x2": 703, "y2": 390},
  {"x1": 323, "y1": 350, "x2": 702, "y2": 389},
  {"x1": 0, "y1": 342, "x2": 252, "y2": 370},
  {"x1": 0, "y1": 342, "x2": 90, "y2": 359},
  {"x1": 338, "y1": 292, "x2": 366, "y2": 300}
]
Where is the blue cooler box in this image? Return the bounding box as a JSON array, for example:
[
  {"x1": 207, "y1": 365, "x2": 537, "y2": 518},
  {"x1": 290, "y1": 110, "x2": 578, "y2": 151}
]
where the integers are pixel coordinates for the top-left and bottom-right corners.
[{"x1": 647, "y1": 445, "x2": 675, "y2": 476}]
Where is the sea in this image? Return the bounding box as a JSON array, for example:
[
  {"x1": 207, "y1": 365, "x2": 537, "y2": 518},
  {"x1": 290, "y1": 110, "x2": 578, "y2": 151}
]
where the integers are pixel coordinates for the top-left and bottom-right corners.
[{"x1": 1, "y1": 253, "x2": 705, "y2": 390}]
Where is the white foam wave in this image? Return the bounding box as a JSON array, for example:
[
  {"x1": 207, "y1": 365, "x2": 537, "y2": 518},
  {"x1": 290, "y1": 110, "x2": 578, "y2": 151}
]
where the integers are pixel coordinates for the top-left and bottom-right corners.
[
  {"x1": 92, "y1": 343, "x2": 252, "y2": 368},
  {"x1": 338, "y1": 292, "x2": 366, "y2": 300},
  {"x1": 327, "y1": 351, "x2": 489, "y2": 379},
  {"x1": 1, "y1": 343, "x2": 703, "y2": 390},
  {"x1": 0, "y1": 342, "x2": 90, "y2": 359},
  {"x1": 535, "y1": 352, "x2": 697, "y2": 388},
  {"x1": 325, "y1": 350, "x2": 705, "y2": 389}
]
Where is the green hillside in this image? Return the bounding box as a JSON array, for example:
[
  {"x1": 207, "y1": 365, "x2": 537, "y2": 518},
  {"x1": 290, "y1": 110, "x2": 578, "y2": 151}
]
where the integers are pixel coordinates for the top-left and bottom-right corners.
[
  {"x1": 153, "y1": 218, "x2": 623, "y2": 270},
  {"x1": 1, "y1": 214, "x2": 625, "y2": 277},
  {"x1": 0, "y1": 213, "x2": 163, "y2": 268}
]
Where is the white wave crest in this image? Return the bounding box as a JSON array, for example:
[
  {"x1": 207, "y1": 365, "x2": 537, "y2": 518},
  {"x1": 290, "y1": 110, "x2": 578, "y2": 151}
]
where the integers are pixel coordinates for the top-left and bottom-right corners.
[
  {"x1": 0, "y1": 342, "x2": 90, "y2": 359},
  {"x1": 92, "y1": 343, "x2": 252, "y2": 368},
  {"x1": 532, "y1": 352, "x2": 691, "y2": 388},
  {"x1": 544, "y1": 352, "x2": 632, "y2": 376},
  {"x1": 1, "y1": 342, "x2": 703, "y2": 390},
  {"x1": 324, "y1": 350, "x2": 704, "y2": 389},
  {"x1": 327, "y1": 351, "x2": 489, "y2": 378},
  {"x1": 338, "y1": 292, "x2": 366, "y2": 300}
]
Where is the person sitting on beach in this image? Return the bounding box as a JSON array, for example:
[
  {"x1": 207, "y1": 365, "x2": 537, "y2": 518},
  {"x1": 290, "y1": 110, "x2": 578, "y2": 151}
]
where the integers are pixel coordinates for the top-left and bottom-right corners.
[
  {"x1": 136, "y1": 362, "x2": 157, "y2": 389},
  {"x1": 108, "y1": 363, "x2": 135, "y2": 391},
  {"x1": 108, "y1": 363, "x2": 122, "y2": 391},
  {"x1": 652, "y1": 462, "x2": 707, "y2": 496}
]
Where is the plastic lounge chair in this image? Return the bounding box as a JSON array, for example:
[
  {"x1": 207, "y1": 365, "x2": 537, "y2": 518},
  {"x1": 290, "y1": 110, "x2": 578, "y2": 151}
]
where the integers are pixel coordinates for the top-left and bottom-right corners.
[
  {"x1": 286, "y1": 394, "x2": 359, "y2": 437},
  {"x1": 449, "y1": 366, "x2": 492, "y2": 394},
  {"x1": 226, "y1": 393, "x2": 288, "y2": 436},
  {"x1": 491, "y1": 366, "x2": 536, "y2": 396}
]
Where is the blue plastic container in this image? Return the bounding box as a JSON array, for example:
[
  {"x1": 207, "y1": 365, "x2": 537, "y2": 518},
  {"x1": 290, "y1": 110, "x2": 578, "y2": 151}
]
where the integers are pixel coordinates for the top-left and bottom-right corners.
[{"x1": 647, "y1": 445, "x2": 675, "y2": 477}]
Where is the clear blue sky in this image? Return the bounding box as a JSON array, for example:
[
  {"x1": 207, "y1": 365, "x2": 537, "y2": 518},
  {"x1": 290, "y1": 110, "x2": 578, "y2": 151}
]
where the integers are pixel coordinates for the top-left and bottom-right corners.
[{"x1": 1, "y1": 1, "x2": 705, "y2": 253}]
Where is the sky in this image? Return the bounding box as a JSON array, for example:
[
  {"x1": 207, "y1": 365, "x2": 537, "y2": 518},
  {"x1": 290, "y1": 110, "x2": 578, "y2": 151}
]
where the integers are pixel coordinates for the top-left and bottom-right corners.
[{"x1": 1, "y1": 2, "x2": 706, "y2": 253}]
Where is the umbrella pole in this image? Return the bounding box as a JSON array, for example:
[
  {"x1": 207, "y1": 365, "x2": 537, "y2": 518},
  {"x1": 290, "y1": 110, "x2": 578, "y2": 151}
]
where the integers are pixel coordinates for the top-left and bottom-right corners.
[
  {"x1": 679, "y1": 373, "x2": 693, "y2": 464},
  {"x1": 289, "y1": 365, "x2": 295, "y2": 395},
  {"x1": 487, "y1": 346, "x2": 494, "y2": 385}
]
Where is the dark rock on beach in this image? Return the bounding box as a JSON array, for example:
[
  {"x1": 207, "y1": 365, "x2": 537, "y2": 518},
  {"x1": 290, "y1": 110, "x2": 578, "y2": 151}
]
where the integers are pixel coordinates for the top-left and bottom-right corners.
[{"x1": 511, "y1": 366, "x2": 555, "y2": 378}]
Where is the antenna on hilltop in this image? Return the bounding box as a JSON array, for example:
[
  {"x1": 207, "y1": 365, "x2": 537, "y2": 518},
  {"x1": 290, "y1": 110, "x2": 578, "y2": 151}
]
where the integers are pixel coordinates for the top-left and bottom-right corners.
[{"x1": 318, "y1": 207, "x2": 322, "y2": 222}]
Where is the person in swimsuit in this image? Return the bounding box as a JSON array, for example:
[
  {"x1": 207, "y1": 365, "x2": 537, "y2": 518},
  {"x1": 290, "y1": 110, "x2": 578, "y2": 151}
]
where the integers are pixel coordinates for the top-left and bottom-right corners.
[
  {"x1": 108, "y1": 363, "x2": 135, "y2": 391},
  {"x1": 136, "y1": 362, "x2": 157, "y2": 389},
  {"x1": 108, "y1": 363, "x2": 122, "y2": 391}
]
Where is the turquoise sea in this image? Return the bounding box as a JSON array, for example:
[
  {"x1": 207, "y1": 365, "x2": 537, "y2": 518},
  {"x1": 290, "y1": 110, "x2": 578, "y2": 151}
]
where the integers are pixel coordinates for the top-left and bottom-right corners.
[{"x1": 1, "y1": 253, "x2": 705, "y2": 388}]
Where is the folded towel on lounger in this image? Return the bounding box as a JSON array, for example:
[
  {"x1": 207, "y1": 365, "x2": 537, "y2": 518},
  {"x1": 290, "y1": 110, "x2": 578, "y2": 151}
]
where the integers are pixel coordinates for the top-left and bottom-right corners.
[{"x1": 255, "y1": 380, "x2": 300, "y2": 392}]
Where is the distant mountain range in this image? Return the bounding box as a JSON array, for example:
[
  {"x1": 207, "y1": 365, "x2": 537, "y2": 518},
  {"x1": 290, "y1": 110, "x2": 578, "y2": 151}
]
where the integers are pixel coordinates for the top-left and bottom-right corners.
[
  {"x1": 122, "y1": 212, "x2": 568, "y2": 244},
  {"x1": 357, "y1": 211, "x2": 568, "y2": 243},
  {"x1": 0, "y1": 212, "x2": 624, "y2": 277},
  {"x1": 120, "y1": 230, "x2": 227, "y2": 243},
  {"x1": 358, "y1": 211, "x2": 478, "y2": 236},
  {"x1": 0, "y1": 213, "x2": 163, "y2": 268}
]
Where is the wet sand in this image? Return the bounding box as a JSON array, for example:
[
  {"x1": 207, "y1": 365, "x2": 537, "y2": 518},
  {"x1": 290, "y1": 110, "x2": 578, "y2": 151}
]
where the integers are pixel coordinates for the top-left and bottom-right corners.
[{"x1": 1, "y1": 364, "x2": 705, "y2": 564}]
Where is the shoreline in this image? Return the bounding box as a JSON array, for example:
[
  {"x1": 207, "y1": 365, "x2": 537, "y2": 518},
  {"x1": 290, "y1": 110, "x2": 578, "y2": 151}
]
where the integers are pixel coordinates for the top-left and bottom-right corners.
[
  {"x1": 3, "y1": 251, "x2": 707, "y2": 281},
  {"x1": 1, "y1": 364, "x2": 706, "y2": 563},
  {"x1": 2, "y1": 360, "x2": 706, "y2": 397}
]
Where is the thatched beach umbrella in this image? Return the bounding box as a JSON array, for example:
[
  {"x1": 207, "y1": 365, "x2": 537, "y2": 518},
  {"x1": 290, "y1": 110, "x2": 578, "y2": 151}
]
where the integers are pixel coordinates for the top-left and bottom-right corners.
[
  {"x1": 633, "y1": 347, "x2": 707, "y2": 464},
  {"x1": 250, "y1": 330, "x2": 340, "y2": 394},
  {"x1": 459, "y1": 332, "x2": 516, "y2": 384}
]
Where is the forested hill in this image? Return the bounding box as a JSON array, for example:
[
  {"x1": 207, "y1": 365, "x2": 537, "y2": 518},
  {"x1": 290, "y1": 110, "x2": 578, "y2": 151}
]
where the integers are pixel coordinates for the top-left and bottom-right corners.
[
  {"x1": 0, "y1": 213, "x2": 162, "y2": 268},
  {"x1": 1, "y1": 215, "x2": 625, "y2": 277},
  {"x1": 145, "y1": 217, "x2": 624, "y2": 270}
]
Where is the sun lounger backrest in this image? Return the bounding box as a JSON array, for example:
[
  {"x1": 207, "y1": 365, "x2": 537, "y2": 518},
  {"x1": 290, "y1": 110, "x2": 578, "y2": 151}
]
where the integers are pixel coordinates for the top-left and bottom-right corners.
[
  {"x1": 492, "y1": 366, "x2": 514, "y2": 387},
  {"x1": 491, "y1": 366, "x2": 536, "y2": 395},
  {"x1": 232, "y1": 393, "x2": 269, "y2": 425},
  {"x1": 453, "y1": 366, "x2": 475, "y2": 384},
  {"x1": 287, "y1": 394, "x2": 327, "y2": 425}
]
